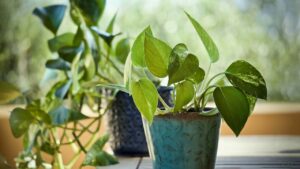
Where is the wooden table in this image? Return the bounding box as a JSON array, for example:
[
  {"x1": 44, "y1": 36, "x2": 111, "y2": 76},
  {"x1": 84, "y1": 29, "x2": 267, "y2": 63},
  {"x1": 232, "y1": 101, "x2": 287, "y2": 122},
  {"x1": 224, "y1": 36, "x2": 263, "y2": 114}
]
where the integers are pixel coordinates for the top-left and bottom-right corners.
[{"x1": 100, "y1": 136, "x2": 300, "y2": 169}]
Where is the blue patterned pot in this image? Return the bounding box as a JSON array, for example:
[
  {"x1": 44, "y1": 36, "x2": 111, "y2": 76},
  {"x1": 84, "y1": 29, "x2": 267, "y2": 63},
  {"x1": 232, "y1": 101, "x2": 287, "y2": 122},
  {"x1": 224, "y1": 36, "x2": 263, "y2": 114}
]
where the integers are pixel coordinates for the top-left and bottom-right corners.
[
  {"x1": 148, "y1": 112, "x2": 221, "y2": 169},
  {"x1": 108, "y1": 87, "x2": 172, "y2": 156}
]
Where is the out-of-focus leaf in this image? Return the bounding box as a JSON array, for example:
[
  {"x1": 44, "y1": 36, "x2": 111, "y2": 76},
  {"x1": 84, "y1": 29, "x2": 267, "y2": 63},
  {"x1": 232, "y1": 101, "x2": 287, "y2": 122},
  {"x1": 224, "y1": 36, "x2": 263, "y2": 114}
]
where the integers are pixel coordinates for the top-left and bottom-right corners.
[
  {"x1": 45, "y1": 58, "x2": 71, "y2": 71},
  {"x1": 41, "y1": 142, "x2": 55, "y2": 155},
  {"x1": 48, "y1": 33, "x2": 75, "y2": 52},
  {"x1": 73, "y1": 0, "x2": 106, "y2": 25},
  {"x1": 185, "y1": 12, "x2": 219, "y2": 63},
  {"x1": 55, "y1": 80, "x2": 72, "y2": 99},
  {"x1": 144, "y1": 34, "x2": 171, "y2": 78},
  {"x1": 84, "y1": 54, "x2": 96, "y2": 80},
  {"x1": 106, "y1": 12, "x2": 117, "y2": 33},
  {"x1": 131, "y1": 26, "x2": 153, "y2": 67},
  {"x1": 97, "y1": 84, "x2": 129, "y2": 93},
  {"x1": 91, "y1": 26, "x2": 121, "y2": 46},
  {"x1": 115, "y1": 38, "x2": 130, "y2": 64},
  {"x1": 0, "y1": 81, "x2": 21, "y2": 104},
  {"x1": 225, "y1": 60, "x2": 267, "y2": 99},
  {"x1": 9, "y1": 108, "x2": 34, "y2": 138},
  {"x1": 83, "y1": 134, "x2": 118, "y2": 166},
  {"x1": 33, "y1": 5, "x2": 67, "y2": 34},
  {"x1": 49, "y1": 106, "x2": 70, "y2": 125},
  {"x1": 58, "y1": 44, "x2": 84, "y2": 63}
]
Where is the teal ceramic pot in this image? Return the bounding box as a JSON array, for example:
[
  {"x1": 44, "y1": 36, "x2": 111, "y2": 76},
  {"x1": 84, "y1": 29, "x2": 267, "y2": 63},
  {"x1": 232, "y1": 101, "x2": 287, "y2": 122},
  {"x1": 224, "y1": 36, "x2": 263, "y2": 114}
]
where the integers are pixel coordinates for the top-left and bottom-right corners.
[{"x1": 148, "y1": 112, "x2": 221, "y2": 169}]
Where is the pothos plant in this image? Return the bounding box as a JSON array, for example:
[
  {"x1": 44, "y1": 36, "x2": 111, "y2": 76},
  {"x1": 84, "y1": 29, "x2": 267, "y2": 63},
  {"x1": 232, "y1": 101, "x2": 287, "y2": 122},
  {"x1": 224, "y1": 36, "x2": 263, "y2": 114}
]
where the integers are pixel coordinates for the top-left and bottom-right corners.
[
  {"x1": 2, "y1": 0, "x2": 131, "y2": 168},
  {"x1": 124, "y1": 12, "x2": 267, "y2": 136}
]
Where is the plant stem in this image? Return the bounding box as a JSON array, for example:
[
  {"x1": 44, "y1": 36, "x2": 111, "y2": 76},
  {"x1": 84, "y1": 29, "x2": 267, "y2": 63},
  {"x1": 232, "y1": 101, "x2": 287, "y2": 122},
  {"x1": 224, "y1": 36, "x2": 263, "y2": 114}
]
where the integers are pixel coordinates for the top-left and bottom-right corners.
[
  {"x1": 198, "y1": 85, "x2": 218, "y2": 110},
  {"x1": 158, "y1": 94, "x2": 171, "y2": 111},
  {"x1": 205, "y1": 72, "x2": 225, "y2": 89}
]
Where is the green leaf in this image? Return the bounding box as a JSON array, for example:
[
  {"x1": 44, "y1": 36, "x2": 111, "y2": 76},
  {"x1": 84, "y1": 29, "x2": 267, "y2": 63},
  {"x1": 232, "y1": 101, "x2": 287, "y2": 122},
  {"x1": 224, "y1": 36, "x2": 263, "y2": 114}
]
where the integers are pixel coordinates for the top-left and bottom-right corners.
[
  {"x1": 55, "y1": 80, "x2": 72, "y2": 99},
  {"x1": 225, "y1": 60, "x2": 267, "y2": 99},
  {"x1": 115, "y1": 38, "x2": 130, "y2": 64},
  {"x1": 246, "y1": 94, "x2": 257, "y2": 114},
  {"x1": 45, "y1": 58, "x2": 71, "y2": 71},
  {"x1": 0, "y1": 81, "x2": 21, "y2": 104},
  {"x1": 131, "y1": 79, "x2": 158, "y2": 123},
  {"x1": 187, "y1": 67, "x2": 205, "y2": 84},
  {"x1": 49, "y1": 106, "x2": 70, "y2": 125},
  {"x1": 58, "y1": 44, "x2": 84, "y2": 63},
  {"x1": 168, "y1": 43, "x2": 188, "y2": 75},
  {"x1": 73, "y1": 0, "x2": 106, "y2": 25},
  {"x1": 131, "y1": 26, "x2": 153, "y2": 67},
  {"x1": 91, "y1": 27, "x2": 121, "y2": 46},
  {"x1": 48, "y1": 33, "x2": 75, "y2": 52},
  {"x1": 168, "y1": 53, "x2": 199, "y2": 85},
  {"x1": 185, "y1": 12, "x2": 219, "y2": 63},
  {"x1": 174, "y1": 81, "x2": 195, "y2": 112},
  {"x1": 106, "y1": 12, "x2": 117, "y2": 33},
  {"x1": 83, "y1": 134, "x2": 118, "y2": 166},
  {"x1": 33, "y1": 5, "x2": 66, "y2": 34},
  {"x1": 29, "y1": 109, "x2": 51, "y2": 124},
  {"x1": 144, "y1": 34, "x2": 172, "y2": 78},
  {"x1": 9, "y1": 108, "x2": 34, "y2": 138},
  {"x1": 213, "y1": 86, "x2": 250, "y2": 136}
]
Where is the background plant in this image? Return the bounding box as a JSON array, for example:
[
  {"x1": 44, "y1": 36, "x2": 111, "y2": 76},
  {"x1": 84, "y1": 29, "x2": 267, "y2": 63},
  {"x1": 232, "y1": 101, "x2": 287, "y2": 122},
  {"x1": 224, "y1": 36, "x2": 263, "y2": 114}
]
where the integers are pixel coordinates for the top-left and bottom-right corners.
[
  {"x1": 127, "y1": 12, "x2": 267, "y2": 136},
  {"x1": 1, "y1": 0, "x2": 132, "y2": 168}
]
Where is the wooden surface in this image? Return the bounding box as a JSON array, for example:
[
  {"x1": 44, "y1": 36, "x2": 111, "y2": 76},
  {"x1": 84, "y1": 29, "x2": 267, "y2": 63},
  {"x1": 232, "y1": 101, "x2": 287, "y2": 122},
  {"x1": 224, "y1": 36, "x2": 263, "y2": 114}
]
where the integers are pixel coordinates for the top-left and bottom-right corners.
[{"x1": 101, "y1": 136, "x2": 300, "y2": 169}]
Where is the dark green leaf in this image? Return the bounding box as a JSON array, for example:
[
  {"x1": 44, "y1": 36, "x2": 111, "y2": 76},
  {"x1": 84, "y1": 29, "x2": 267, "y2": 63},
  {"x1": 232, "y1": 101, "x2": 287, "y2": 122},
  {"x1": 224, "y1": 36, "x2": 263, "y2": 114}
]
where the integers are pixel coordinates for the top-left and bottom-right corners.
[
  {"x1": 33, "y1": 5, "x2": 66, "y2": 34},
  {"x1": 83, "y1": 134, "x2": 118, "y2": 166},
  {"x1": 48, "y1": 33, "x2": 75, "y2": 52},
  {"x1": 106, "y1": 12, "x2": 117, "y2": 33},
  {"x1": 174, "y1": 81, "x2": 194, "y2": 112},
  {"x1": 73, "y1": 0, "x2": 106, "y2": 25},
  {"x1": 9, "y1": 108, "x2": 34, "y2": 138},
  {"x1": 55, "y1": 80, "x2": 72, "y2": 99},
  {"x1": 115, "y1": 38, "x2": 130, "y2": 63},
  {"x1": 144, "y1": 34, "x2": 172, "y2": 78},
  {"x1": 225, "y1": 60, "x2": 267, "y2": 99},
  {"x1": 168, "y1": 54, "x2": 199, "y2": 85},
  {"x1": 91, "y1": 26, "x2": 121, "y2": 46},
  {"x1": 0, "y1": 81, "x2": 21, "y2": 104},
  {"x1": 74, "y1": 27, "x2": 84, "y2": 46},
  {"x1": 58, "y1": 44, "x2": 84, "y2": 63},
  {"x1": 131, "y1": 26, "x2": 153, "y2": 67},
  {"x1": 41, "y1": 142, "x2": 55, "y2": 155},
  {"x1": 213, "y1": 86, "x2": 249, "y2": 136},
  {"x1": 49, "y1": 106, "x2": 70, "y2": 125},
  {"x1": 68, "y1": 110, "x2": 88, "y2": 122},
  {"x1": 187, "y1": 67, "x2": 205, "y2": 84},
  {"x1": 185, "y1": 12, "x2": 219, "y2": 63},
  {"x1": 45, "y1": 58, "x2": 71, "y2": 71},
  {"x1": 131, "y1": 79, "x2": 158, "y2": 123}
]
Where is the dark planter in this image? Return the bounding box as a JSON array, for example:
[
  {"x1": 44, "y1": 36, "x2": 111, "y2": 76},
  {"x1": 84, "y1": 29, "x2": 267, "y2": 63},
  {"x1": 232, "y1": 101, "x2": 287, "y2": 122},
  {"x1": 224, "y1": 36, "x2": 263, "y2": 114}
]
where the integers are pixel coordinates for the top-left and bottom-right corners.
[
  {"x1": 149, "y1": 112, "x2": 221, "y2": 169},
  {"x1": 108, "y1": 87, "x2": 172, "y2": 156}
]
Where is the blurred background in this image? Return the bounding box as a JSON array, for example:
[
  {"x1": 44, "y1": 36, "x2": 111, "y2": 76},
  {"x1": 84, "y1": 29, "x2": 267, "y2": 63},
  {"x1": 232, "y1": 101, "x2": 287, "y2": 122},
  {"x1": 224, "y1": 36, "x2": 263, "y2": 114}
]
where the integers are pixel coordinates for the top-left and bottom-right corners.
[{"x1": 0, "y1": 0, "x2": 299, "y2": 101}]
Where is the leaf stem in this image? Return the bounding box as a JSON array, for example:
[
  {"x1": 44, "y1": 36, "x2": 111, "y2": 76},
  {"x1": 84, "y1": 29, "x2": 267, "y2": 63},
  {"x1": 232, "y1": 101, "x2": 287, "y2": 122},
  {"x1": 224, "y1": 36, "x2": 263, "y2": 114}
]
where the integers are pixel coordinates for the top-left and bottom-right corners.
[{"x1": 158, "y1": 94, "x2": 171, "y2": 111}]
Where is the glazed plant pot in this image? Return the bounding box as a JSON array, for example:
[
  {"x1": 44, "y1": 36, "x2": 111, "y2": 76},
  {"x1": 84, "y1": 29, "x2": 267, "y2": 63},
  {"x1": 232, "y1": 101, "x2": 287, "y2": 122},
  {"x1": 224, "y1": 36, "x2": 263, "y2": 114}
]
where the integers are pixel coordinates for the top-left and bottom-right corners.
[
  {"x1": 108, "y1": 87, "x2": 172, "y2": 156},
  {"x1": 145, "y1": 112, "x2": 221, "y2": 169}
]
